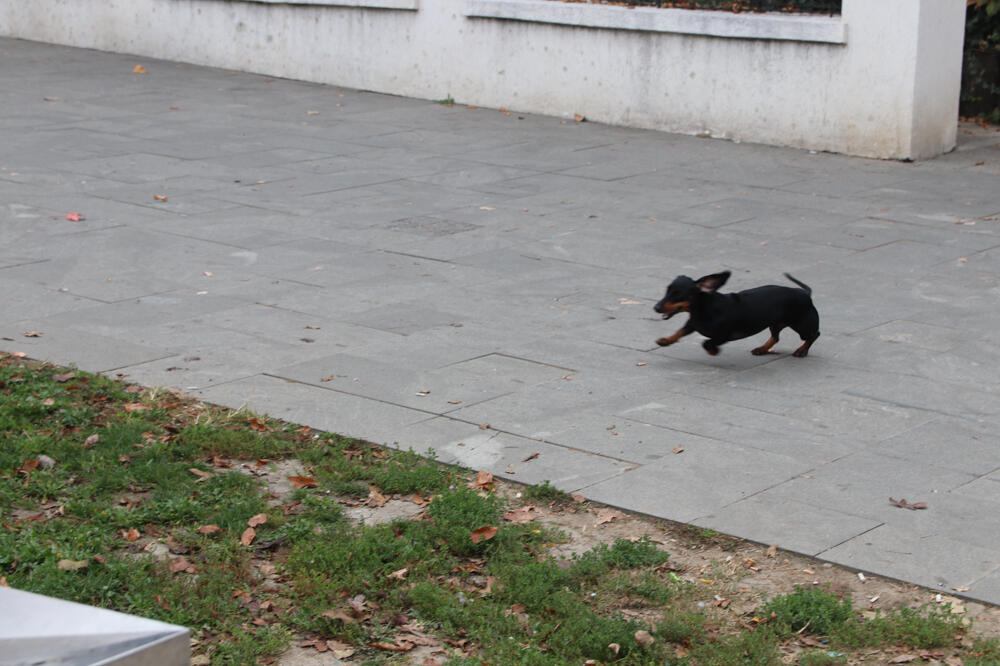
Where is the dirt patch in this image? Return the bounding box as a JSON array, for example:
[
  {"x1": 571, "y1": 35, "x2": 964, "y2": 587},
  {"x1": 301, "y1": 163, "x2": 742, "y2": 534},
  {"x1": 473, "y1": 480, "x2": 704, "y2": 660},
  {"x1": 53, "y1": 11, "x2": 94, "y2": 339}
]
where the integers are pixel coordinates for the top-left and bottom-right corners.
[{"x1": 274, "y1": 469, "x2": 1000, "y2": 665}]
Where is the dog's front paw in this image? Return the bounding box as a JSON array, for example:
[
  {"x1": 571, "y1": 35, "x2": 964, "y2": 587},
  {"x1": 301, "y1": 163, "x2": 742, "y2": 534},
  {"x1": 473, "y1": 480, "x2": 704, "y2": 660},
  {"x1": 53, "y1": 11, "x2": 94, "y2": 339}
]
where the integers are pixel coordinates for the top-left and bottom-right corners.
[
  {"x1": 702, "y1": 341, "x2": 720, "y2": 356},
  {"x1": 656, "y1": 337, "x2": 674, "y2": 347}
]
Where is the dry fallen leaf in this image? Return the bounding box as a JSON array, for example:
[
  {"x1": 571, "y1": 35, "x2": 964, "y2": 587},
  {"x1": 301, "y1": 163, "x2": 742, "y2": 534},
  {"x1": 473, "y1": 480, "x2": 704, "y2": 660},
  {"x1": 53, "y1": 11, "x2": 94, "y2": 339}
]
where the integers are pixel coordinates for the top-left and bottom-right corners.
[
  {"x1": 522, "y1": 452, "x2": 540, "y2": 462},
  {"x1": 889, "y1": 497, "x2": 928, "y2": 510},
  {"x1": 22, "y1": 331, "x2": 43, "y2": 338},
  {"x1": 595, "y1": 508, "x2": 625, "y2": 525},
  {"x1": 240, "y1": 527, "x2": 256, "y2": 547},
  {"x1": 635, "y1": 630, "x2": 655, "y2": 648},
  {"x1": 57, "y1": 559, "x2": 89, "y2": 571},
  {"x1": 168, "y1": 557, "x2": 194, "y2": 573},
  {"x1": 322, "y1": 609, "x2": 357, "y2": 623},
  {"x1": 52, "y1": 372, "x2": 76, "y2": 383},
  {"x1": 470, "y1": 525, "x2": 498, "y2": 543},
  {"x1": 468, "y1": 470, "x2": 495, "y2": 491},
  {"x1": 503, "y1": 506, "x2": 536, "y2": 524},
  {"x1": 197, "y1": 524, "x2": 221, "y2": 535},
  {"x1": 288, "y1": 475, "x2": 318, "y2": 488},
  {"x1": 123, "y1": 403, "x2": 150, "y2": 412},
  {"x1": 83, "y1": 434, "x2": 100, "y2": 447},
  {"x1": 765, "y1": 544, "x2": 778, "y2": 558},
  {"x1": 247, "y1": 513, "x2": 267, "y2": 528},
  {"x1": 132, "y1": 64, "x2": 148, "y2": 74},
  {"x1": 65, "y1": 212, "x2": 84, "y2": 222},
  {"x1": 153, "y1": 194, "x2": 168, "y2": 202},
  {"x1": 124, "y1": 527, "x2": 141, "y2": 542},
  {"x1": 189, "y1": 468, "x2": 214, "y2": 482},
  {"x1": 671, "y1": 446, "x2": 685, "y2": 454},
  {"x1": 388, "y1": 567, "x2": 409, "y2": 580}
]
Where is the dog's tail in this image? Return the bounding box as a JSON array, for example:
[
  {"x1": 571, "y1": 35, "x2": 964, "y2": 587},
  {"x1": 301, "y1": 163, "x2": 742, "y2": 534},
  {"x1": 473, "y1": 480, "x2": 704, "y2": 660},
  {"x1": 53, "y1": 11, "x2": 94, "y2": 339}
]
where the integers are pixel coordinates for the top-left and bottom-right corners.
[{"x1": 784, "y1": 273, "x2": 811, "y2": 295}]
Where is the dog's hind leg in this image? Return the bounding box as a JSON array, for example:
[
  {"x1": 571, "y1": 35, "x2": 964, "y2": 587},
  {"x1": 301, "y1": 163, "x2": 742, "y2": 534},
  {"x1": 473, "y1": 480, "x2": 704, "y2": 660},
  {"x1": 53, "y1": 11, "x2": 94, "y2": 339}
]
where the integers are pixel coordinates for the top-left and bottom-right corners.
[{"x1": 751, "y1": 326, "x2": 782, "y2": 356}]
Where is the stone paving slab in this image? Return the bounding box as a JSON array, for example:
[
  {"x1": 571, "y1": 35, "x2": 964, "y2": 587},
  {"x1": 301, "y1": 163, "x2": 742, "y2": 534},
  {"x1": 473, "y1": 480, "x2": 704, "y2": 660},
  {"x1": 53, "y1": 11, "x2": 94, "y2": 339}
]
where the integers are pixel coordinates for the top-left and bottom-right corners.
[{"x1": 3, "y1": 37, "x2": 1000, "y2": 604}]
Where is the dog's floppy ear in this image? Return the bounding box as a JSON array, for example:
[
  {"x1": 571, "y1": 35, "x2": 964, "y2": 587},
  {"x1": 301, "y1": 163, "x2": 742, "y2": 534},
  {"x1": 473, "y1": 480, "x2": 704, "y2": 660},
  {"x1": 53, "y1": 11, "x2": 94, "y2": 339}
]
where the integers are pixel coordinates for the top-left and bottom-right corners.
[{"x1": 696, "y1": 271, "x2": 730, "y2": 293}]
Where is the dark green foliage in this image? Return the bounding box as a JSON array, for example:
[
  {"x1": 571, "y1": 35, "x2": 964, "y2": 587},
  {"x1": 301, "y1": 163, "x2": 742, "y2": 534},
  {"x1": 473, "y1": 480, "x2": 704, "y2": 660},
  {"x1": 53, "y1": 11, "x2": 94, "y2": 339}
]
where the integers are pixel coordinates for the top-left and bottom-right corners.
[
  {"x1": 833, "y1": 604, "x2": 965, "y2": 650},
  {"x1": 762, "y1": 585, "x2": 853, "y2": 636}
]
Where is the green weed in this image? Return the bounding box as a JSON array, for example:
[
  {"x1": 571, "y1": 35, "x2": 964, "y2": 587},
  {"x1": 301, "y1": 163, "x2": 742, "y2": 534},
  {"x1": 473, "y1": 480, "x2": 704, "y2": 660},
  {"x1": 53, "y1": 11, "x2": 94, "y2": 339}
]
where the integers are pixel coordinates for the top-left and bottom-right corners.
[{"x1": 763, "y1": 585, "x2": 853, "y2": 636}]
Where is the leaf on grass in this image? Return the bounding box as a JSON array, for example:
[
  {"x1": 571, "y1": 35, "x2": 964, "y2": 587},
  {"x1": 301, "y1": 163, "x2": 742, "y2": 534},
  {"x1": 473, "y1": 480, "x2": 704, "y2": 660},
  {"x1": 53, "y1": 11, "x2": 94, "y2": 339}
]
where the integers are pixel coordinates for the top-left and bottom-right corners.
[
  {"x1": 888, "y1": 656, "x2": 917, "y2": 664},
  {"x1": 889, "y1": 497, "x2": 928, "y2": 510},
  {"x1": 83, "y1": 434, "x2": 100, "y2": 447},
  {"x1": 470, "y1": 525, "x2": 498, "y2": 543},
  {"x1": 240, "y1": 527, "x2": 256, "y2": 547},
  {"x1": 18, "y1": 459, "x2": 40, "y2": 474},
  {"x1": 247, "y1": 417, "x2": 270, "y2": 432},
  {"x1": 347, "y1": 595, "x2": 368, "y2": 613},
  {"x1": 42, "y1": 398, "x2": 55, "y2": 406},
  {"x1": 387, "y1": 567, "x2": 408, "y2": 580},
  {"x1": 168, "y1": 557, "x2": 194, "y2": 574},
  {"x1": 52, "y1": 372, "x2": 76, "y2": 383},
  {"x1": 411, "y1": 493, "x2": 430, "y2": 507},
  {"x1": 635, "y1": 630, "x2": 655, "y2": 648},
  {"x1": 197, "y1": 524, "x2": 221, "y2": 535},
  {"x1": 124, "y1": 403, "x2": 150, "y2": 412},
  {"x1": 189, "y1": 468, "x2": 214, "y2": 482},
  {"x1": 247, "y1": 513, "x2": 268, "y2": 528},
  {"x1": 124, "y1": 527, "x2": 141, "y2": 542},
  {"x1": 57, "y1": 559, "x2": 89, "y2": 571},
  {"x1": 288, "y1": 475, "x2": 318, "y2": 488}
]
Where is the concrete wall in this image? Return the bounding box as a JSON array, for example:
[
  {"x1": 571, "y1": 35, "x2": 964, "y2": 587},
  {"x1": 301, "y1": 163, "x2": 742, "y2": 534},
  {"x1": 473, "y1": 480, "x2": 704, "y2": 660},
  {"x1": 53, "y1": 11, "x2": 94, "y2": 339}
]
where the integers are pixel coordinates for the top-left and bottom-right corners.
[{"x1": 0, "y1": 0, "x2": 965, "y2": 160}]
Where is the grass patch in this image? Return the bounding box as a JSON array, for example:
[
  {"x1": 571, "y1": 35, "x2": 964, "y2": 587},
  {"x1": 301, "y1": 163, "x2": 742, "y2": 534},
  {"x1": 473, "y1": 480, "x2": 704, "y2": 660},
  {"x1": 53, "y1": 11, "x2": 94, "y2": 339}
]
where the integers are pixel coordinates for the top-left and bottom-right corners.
[{"x1": 1, "y1": 353, "x2": 995, "y2": 665}]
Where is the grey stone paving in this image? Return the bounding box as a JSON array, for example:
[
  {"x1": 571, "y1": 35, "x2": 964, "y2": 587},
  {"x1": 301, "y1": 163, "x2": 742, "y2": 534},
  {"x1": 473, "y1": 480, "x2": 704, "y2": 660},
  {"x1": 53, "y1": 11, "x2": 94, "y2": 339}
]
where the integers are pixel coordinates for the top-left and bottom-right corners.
[{"x1": 3, "y1": 37, "x2": 1000, "y2": 603}]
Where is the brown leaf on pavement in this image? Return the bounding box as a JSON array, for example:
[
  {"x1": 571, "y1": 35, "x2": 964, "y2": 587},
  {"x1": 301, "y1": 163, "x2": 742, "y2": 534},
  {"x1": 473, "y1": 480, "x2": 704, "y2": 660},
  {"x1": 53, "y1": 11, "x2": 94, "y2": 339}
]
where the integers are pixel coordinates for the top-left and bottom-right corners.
[
  {"x1": 889, "y1": 497, "x2": 928, "y2": 510},
  {"x1": 133, "y1": 64, "x2": 148, "y2": 74},
  {"x1": 765, "y1": 544, "x2": 778, "y2": 558}
]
